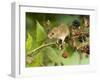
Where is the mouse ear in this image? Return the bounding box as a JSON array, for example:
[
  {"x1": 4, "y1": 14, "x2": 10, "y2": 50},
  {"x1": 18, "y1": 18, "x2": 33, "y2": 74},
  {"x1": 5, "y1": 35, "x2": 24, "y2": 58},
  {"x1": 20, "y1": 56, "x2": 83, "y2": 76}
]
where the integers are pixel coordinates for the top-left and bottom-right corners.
[{"x1": 53, "y1": 27, "x2": 58, "y2": 31}]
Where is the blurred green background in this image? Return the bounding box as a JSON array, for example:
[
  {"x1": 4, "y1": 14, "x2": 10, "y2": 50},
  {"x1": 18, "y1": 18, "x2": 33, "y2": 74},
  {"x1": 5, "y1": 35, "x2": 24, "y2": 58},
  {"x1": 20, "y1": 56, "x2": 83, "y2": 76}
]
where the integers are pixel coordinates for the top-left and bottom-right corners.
[{"x1": 25, "y1": 12, "x2": 89, "y2": 67}]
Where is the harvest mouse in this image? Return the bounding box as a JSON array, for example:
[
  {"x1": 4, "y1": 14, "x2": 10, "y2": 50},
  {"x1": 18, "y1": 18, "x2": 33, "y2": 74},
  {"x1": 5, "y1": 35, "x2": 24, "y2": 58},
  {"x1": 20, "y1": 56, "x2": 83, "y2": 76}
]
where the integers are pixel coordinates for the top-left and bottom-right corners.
[{"x1": 48, "y1": 23, "x2": 70, "y2": 43}]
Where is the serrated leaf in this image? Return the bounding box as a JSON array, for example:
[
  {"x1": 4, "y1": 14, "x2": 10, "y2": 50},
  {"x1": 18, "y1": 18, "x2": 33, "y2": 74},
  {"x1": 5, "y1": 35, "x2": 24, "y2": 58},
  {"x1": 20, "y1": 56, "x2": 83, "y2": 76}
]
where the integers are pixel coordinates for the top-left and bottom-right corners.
[
  {"x1": 26, "y1": 32, "x2": 33, "y2": 54},
  {"x1": 36, "y1": 21, "x2": 47, "y2": 43}
]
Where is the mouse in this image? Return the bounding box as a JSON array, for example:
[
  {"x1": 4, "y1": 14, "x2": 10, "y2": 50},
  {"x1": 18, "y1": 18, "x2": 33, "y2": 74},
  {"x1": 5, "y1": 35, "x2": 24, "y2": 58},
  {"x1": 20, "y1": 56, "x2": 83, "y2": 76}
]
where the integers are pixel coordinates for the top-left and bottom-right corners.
[{"x1": 48, "y1": 23, "x2": 70, "y2": 43}]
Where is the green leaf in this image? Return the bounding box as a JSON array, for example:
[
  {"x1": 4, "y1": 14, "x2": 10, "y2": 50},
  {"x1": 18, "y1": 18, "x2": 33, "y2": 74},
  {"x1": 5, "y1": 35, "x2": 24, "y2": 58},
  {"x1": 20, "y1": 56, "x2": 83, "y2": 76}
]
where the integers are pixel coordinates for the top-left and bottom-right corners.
[
  {"x1": 42, "y1": 47, "x2": 61, "y2": 65},
  {"x1": 26, "y1": 32, "x2": 33, "y2": 54},
  {"x1": 36, "y1": 21, "x2": 47, "y2": 43}
]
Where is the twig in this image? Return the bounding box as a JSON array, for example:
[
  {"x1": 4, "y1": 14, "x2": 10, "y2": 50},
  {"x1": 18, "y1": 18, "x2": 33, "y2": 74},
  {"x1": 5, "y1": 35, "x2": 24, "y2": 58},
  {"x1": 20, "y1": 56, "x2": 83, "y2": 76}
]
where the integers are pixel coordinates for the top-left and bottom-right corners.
[{"x1": 27, "y1": 43, "x2": 56, "y2": 56}]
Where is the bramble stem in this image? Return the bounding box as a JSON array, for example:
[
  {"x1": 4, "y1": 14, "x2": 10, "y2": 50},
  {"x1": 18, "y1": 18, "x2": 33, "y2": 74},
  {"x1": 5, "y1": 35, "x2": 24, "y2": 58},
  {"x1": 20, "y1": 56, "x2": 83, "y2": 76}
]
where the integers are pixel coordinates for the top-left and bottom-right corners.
[{"x1": 27, "y1": 43, "x2": 56, "y2": 56}]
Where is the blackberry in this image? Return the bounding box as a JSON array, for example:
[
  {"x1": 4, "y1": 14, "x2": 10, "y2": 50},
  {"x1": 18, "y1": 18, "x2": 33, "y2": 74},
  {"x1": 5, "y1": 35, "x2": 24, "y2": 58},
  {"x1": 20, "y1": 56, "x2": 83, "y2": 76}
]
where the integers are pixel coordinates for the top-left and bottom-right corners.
[
  {"x1": 72, "y1": 19, "x2": 80, "y2": 29},
  {"x1": 78, "y1": 35, "x2": 86, "y2": 42}
]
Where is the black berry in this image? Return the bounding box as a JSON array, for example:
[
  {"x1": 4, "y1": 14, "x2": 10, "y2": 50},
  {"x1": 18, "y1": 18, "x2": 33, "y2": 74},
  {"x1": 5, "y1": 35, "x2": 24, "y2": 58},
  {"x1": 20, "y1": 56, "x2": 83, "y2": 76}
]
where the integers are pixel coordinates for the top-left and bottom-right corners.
[
  {"x1": 72, "y1": 19, "x2": 80, "y2": 28},
  {"x1": 78, "y1": 35, "x2": 86, "y2": 42}
]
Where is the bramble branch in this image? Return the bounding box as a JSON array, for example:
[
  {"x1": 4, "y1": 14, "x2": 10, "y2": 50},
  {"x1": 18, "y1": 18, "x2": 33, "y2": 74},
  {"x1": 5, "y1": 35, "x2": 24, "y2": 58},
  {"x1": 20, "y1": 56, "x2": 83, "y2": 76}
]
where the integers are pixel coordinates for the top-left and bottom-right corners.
[{"x1": 27, "y1": 43, "x2": 56, "y2": 56}]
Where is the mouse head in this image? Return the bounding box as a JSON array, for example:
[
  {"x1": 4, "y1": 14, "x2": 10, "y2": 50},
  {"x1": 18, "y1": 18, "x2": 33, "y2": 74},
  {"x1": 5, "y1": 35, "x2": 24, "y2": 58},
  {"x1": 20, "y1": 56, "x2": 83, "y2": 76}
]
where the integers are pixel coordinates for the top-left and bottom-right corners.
[{"x1": 48, "y1": 27, "x2": 59, "y2": 39}]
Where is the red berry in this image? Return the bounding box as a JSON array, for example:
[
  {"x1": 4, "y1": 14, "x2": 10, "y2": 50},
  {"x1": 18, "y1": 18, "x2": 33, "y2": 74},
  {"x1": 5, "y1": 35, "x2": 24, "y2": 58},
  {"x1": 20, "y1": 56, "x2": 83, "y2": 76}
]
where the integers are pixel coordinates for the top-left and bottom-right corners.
[{"x1": 62, "y1": 51, "x2": 68, "y2": 58}]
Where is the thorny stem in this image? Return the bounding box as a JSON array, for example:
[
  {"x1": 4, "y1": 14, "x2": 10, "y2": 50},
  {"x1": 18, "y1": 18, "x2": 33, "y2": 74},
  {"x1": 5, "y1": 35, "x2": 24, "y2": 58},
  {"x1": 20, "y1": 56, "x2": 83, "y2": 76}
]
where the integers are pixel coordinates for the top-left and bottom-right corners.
[{"x1": 27, "y1": 43, "x2": 56, "y2": 56}]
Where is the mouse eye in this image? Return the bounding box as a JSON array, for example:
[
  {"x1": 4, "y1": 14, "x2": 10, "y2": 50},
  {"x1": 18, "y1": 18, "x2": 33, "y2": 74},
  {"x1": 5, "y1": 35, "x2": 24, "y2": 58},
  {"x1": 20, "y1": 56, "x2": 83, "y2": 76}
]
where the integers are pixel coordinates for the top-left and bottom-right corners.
[{"x1": 52, "y1": 32, "x2": 54, "y2": 35}]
